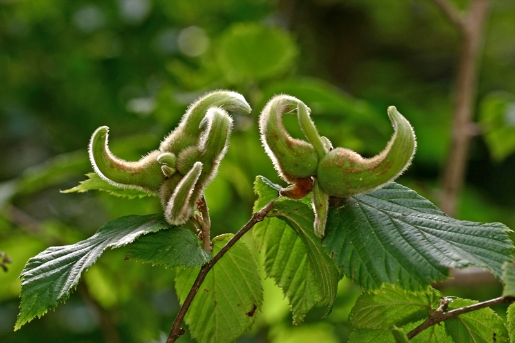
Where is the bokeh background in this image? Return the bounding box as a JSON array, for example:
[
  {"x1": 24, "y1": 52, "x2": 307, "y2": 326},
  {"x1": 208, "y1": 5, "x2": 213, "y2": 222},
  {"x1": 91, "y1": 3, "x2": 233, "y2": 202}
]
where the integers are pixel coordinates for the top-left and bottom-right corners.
[{"x1": 1, "y1": 0, "x2": 515, "y2": 342}]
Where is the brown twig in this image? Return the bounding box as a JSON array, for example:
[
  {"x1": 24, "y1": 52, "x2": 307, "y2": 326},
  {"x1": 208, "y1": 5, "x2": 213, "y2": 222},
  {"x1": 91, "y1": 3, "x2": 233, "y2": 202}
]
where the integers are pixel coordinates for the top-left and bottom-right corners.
[
  {"x1": 435, "y1": 0, "x2": 490, "y2": 216},
  {"x1": 430, "y1": 0, "x2": 464, "y2": 28},
  {"x1": 197, "y1": 195, "x2": 212, "y2": 252},
  {"x1": 166, "y1": 199, "x2": 276, "y2": 343},
  {"x1": 407, "y1": 295, "x2": 515, "y2": 339}
]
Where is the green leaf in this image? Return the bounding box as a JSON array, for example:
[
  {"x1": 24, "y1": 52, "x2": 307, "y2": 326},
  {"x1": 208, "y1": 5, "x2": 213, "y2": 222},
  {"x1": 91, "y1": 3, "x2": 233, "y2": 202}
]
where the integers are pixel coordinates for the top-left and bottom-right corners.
[
  {"x1": 61, "y1": 173, "x2": 155, "y2": 198},
  {"x1": 324, "y1": 182, "x2": 514, "y2": 290},
  {"x1": 216, "y1": 23, "x2": 297, "y2": 82},
  {"x1": 125, "y1": 227, "x2": 212, "y2": 268},
  {"x1": 507, "y1": 303, "x2": 515, "y2": 342},
  {"x1": 502, "y1": 261, "x2": 515, "y2": 297},
  {"x1": 175, "y1": 234, "x2": 262, "y2": 343},
  {"x1": 444, "y1": 298, "x2": 508, "y2": 343},
  {"x1": 479, "y1": 91, "x2": 515, "y2": 161},
  {"x1": 253, "y1": 176, "x2": 339, "y2": 323},
  {"x1": 350, "y1": 284, "x2": 439, "y2": 330},
  {"x1": 15, "y1": 214, "x2": 169, "y2": 330}
]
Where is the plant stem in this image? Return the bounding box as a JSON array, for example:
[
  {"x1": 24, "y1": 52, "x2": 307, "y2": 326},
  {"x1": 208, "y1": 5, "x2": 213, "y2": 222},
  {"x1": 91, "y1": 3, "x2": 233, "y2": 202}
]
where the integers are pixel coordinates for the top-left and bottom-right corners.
[
  {"x1": 407, "y1": 295, "x2": 515, "y2": 339},
  {"x1": 197, "y1": 195, "x2": 212, "y2": 252},
  {"x1": 166, "y1": 199, "x2": 276, "y2": 343},
  {"x1": 433, "y1": 0, "x2": 490, "y2": 217}
]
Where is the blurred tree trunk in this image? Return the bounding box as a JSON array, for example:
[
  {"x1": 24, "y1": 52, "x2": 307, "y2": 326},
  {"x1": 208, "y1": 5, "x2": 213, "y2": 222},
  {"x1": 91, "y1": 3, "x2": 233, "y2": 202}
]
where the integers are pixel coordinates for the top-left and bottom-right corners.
[{"x1": 437, "y1": 0, "x2": 490, "y2": 216}]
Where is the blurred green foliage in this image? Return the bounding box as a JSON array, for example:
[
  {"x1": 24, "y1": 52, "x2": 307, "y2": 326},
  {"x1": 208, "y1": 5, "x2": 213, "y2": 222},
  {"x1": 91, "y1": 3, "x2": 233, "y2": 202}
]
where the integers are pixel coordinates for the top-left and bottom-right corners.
[{"x1": 1, "y1": 0, "x2": 515, "y2": 342}]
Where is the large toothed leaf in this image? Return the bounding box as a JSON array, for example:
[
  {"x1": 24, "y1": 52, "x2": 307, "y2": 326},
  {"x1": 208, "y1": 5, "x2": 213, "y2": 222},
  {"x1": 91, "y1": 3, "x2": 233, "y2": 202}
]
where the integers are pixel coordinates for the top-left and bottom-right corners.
[
  {"x1": 324, "y1": 182, "x2": 514, "y2": 290},
  {"x1": 175, "y1": 234, "x2": 262, "y2": 343},
  {"x1": 253, "y1": 176, "x2": 339, "y2": 323},
  {"x1": 62, "y1": 173, "x2": 155, "y2": 198},
  {"x1": 15, "y1": 214, "x2": 169, "y2": 330},
  {"x1": 126, "y1": 227, "x2": 212, "y2": 268}
]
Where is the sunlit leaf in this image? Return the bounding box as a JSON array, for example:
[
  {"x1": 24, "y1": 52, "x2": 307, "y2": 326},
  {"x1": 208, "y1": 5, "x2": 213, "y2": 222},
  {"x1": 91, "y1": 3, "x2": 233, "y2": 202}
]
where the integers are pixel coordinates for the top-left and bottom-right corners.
[
  {"x1": 175, "y1": 234, "x2": 262, "y2": 343},
  {"x1": 125, "y1": 227, "x2": 212, "y2": 268},
  {"x1": 15, "y1": 214, "x2": 169, "y2": 330},
  {"x1": 61, "y1": 173, "x2": 155, "y2": 198},
  {"x1": 324, "y1": 182, "x2": 513, "y2": 290},
  {"x1": 253, "y1": 176, "x2": 339, "y2": 323}
]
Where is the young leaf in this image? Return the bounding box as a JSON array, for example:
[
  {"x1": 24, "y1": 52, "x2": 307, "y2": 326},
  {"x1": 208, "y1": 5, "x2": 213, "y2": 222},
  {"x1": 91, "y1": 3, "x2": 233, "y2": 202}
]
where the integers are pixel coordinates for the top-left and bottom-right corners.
[
  {"x1": 350, "y1": 284, "x2": 440, "y2": 331},
  {"x1": 175, "y1": 234, "x2": 262, "y2": 343},
  {"x1": 270, "y1": 198, "x2": 339, "y2": 310},
  {"x1": 254, "y1": 207, "x2": 320, "y2": 323},
  {"x1": 324, "y1": 182, "x2": 514, "y2": 290},
  {"x1": 253, "y1": 176, "x2": 339, "y2": 323},
  {"x1": 15, "y1": 214, "x2": 169, "y2": 330},
  {"x1": 444, "y1": 298, "x2": 508, "y2": 343},
  {"x1": 125, "y1": 228, "x2": 212, "y2": 268},
  {"x1": 62, "y1": 173, "x2": 155, "y2": 199}
]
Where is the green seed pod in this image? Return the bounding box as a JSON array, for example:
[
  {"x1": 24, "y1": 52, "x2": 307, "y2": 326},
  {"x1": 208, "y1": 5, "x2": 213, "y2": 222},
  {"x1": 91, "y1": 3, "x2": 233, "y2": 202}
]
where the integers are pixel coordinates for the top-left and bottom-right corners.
[
  {"x1": 88, "y1": 126, "x2": 163, "y2": 193},
  {"x1": 312, "y1": 179, "x2": 329, "y2": 238},
  {"x1": 160, "y1": 90, "x2": 251, "y2": 154},
  {"x1": 259, "y1": 95, "x2": 319, "y2": 184},
  {"x1": 164, "y1": 161, "x2": 203, "y2": 225},
  {"x1": 317, "y1": 106, "x2": 416, "y2": 197},
  {"x1": 161, "y1": 108, "x2": 233, "y2": 226},
  {"x1": 175, "y1": 108, "x2": 233, "y2": 210}
]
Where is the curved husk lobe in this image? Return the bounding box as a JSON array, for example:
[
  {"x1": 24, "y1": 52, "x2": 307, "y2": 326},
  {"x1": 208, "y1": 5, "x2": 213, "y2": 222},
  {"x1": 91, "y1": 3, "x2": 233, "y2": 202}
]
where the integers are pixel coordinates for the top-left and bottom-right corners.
[
  {"x1": 160, "y1": 90, "x2": 250, "y2": 153},
  {"x1": 259, "y1": 95, "x2": 319, "y2": 183},
  {"x1": 89, "y1": 126, "x2": 164, "y2": 193},
  {"x1": 316, "y1": 106, "x2": 416, "y2": 197}
]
